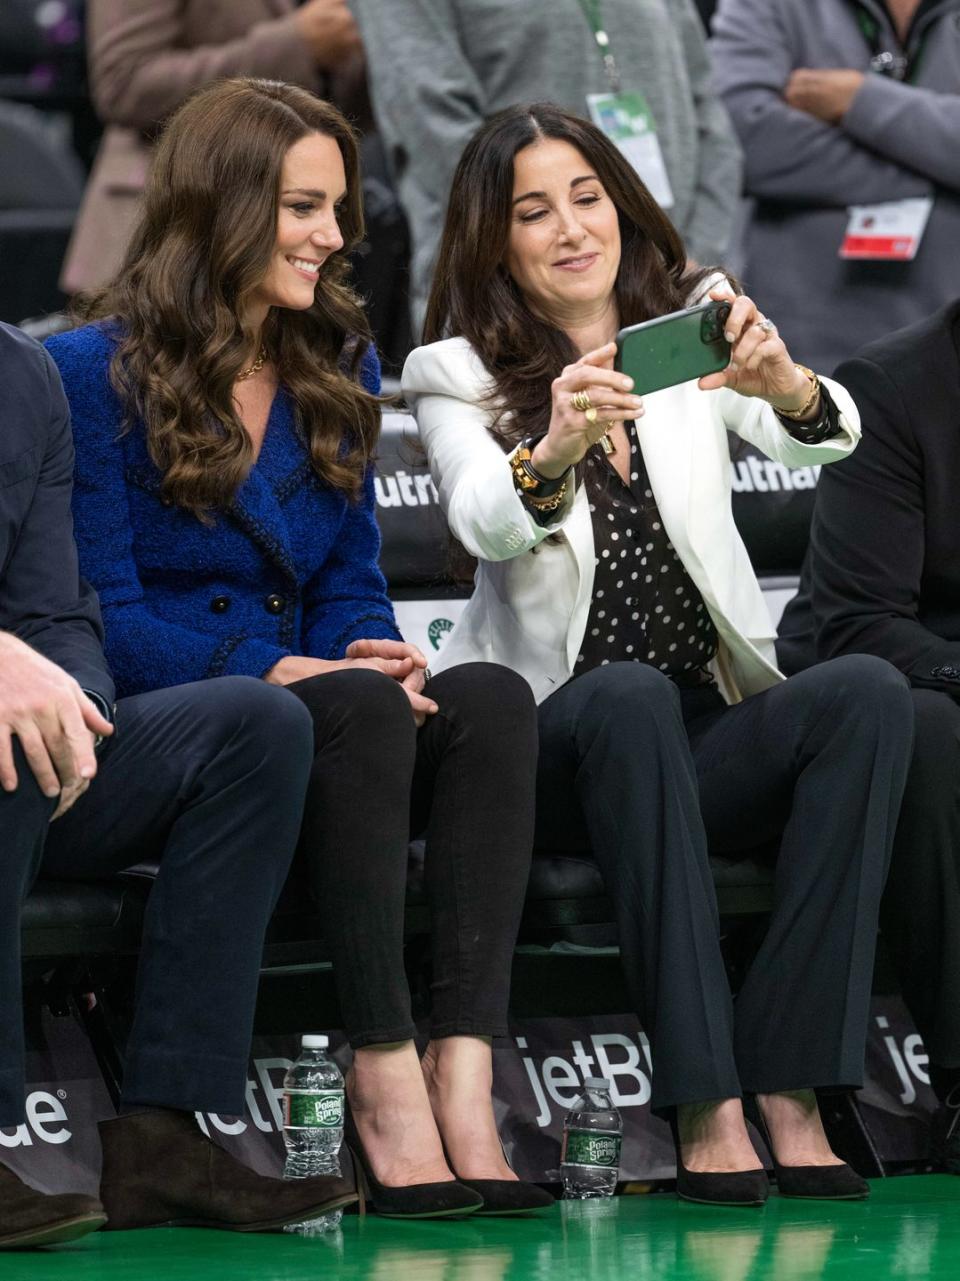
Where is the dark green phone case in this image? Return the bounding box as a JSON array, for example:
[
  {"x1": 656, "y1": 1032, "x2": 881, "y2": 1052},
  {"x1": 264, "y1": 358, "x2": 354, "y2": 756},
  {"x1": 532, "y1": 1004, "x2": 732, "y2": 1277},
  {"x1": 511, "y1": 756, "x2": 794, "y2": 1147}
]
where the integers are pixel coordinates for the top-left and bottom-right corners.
[{"x1": 615, "y1": 300, "x2": 732, "y2": 396}]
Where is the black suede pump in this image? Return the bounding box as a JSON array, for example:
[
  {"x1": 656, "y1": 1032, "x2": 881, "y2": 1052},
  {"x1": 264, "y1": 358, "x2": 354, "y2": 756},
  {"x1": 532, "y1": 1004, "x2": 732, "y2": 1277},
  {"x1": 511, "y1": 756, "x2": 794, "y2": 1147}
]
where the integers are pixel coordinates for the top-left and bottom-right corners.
[
  {"x1": 345, "y1": 1117, "x2": 483, "y2": 1219},
  {"x1": 453, "y1": 1177, "x2": 555, "y2": 1216},
  {"x1": 669, "y1": 1113, "x2": 770, "y2": 1207},
  {"x1": 743, "y1": 1098, "x2": 870, "y2": 1201}
]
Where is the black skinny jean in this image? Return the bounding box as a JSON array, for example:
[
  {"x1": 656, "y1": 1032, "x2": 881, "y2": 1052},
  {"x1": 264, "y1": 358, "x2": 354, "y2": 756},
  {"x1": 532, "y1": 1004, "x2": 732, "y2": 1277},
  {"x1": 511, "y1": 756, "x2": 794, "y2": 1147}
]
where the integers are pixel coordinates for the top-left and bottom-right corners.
[
  {"x1": 288, "y1": 662, "x2": 538, "y2": 1047},
  {"x1": 535, "y1": 656, "x2": 914, "y2": 1114}
]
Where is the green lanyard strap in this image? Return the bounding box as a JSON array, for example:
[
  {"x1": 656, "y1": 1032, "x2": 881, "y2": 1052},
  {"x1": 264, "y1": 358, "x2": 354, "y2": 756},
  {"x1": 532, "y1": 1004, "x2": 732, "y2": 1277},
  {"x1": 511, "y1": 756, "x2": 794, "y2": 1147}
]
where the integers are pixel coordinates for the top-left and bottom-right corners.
[
  {"x1": 577, "y1": 0, "x2": 605, "y2": 34},
  {"x1": 854, "y1": 3, "x2": 927, "y2": 82},
  {"x1": 574, "y1": 0, "x2": 621, "y2": 91}
]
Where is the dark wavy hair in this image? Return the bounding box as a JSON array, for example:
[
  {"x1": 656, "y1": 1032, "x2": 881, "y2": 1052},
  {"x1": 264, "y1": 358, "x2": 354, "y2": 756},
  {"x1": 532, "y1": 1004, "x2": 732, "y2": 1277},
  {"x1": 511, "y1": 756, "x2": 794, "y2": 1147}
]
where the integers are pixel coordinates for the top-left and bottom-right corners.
[
  {"x1": 423, "y1": 102, "x2": 718, "y2": 446},
  {"x1": 78, "y1": 77, "x2": 378, "y2": 518}
]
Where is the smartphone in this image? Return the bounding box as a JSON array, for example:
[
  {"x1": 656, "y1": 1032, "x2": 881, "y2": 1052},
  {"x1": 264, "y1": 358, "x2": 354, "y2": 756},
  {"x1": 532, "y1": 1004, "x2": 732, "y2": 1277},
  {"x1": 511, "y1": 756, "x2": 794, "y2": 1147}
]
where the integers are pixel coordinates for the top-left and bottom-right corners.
[{"x1": 615, "y1": 300, "x2": 732, "y2": 396}]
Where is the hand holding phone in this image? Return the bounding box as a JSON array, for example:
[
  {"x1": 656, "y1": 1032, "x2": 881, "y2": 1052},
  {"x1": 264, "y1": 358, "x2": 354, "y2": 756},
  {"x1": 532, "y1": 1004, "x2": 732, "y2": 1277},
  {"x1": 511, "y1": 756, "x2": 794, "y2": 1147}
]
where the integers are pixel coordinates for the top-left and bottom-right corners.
[
  {"x1": 528, "y1": 343, "x2": 646, "y2": 479},
  {"x1": 697, "y1": 289, "x2": 813, "y2": 412}
]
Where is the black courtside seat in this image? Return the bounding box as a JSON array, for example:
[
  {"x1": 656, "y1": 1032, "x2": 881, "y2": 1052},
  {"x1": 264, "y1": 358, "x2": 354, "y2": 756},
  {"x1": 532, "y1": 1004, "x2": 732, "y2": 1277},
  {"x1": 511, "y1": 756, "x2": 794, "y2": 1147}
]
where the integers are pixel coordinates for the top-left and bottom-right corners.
[{"x1": 21, "y1": 880, "x2": 148, "y2": 962}]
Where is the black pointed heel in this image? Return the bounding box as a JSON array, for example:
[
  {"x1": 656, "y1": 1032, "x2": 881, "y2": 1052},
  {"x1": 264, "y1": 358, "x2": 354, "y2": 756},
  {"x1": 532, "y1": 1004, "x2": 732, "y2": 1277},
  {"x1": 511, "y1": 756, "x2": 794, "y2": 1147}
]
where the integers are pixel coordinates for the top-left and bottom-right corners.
[
  {"x1": 453, "y1": 1178, "x2": 554, "y2": 1216},
  {"x1": 743, "y1": 1098, "x2": 869, "y2": 1201},
  {"x1": 668, "y1": 1112, "x2": 769, "y2": 1207},
  {"x1": 439, "y1": 1129, "x2": 554, "y2": 1216},
  {"x1": 345, "y1": 1118, "x2": 483, "y2": 1220}
]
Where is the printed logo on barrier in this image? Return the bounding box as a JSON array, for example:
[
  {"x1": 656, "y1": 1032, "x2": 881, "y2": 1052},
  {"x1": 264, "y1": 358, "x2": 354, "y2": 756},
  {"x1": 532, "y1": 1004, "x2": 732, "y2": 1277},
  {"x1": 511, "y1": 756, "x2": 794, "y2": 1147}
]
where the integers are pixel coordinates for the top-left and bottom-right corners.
[
  {"x1": 0, "y1": 1091, "x2": 71, "y2": 1147},
  {"x1": 374, "y1": 471, "x2": 439, "y2": 508},
  {"x1": 875, "y1": 1014, "x2": 931, "y2": 1106},
  {"x1": 730, "y1": 459, "x2": 821, "y2": 494},
  {"x1": 427, "y1": 618, "x2": 454, "y2": 651},
  {"x1": 189, "y1": 1010, "x2": 938, "y2": 1183},
  {"x1": 515, "y1": 1032, "x2": 653, "y2": 1128}
]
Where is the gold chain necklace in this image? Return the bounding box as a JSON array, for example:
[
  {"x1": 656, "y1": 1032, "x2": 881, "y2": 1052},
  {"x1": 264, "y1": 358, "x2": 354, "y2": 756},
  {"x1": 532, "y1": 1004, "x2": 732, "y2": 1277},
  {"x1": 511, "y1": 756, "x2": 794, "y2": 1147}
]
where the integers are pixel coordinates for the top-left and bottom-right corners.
[{"x1": 237, "y1": 346, "x2": 267, "y2": 381}]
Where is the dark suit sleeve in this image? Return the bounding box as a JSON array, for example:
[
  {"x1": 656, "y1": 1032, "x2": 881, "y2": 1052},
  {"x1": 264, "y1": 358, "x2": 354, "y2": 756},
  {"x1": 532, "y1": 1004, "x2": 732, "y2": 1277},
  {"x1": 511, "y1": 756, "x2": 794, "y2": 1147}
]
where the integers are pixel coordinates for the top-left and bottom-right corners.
[
  {"x1": 808, "y1": 353, "x2": 960, "y2": 689},
  {"x1": 5, "y1": 350, "x2": 115, "y2": 707}
]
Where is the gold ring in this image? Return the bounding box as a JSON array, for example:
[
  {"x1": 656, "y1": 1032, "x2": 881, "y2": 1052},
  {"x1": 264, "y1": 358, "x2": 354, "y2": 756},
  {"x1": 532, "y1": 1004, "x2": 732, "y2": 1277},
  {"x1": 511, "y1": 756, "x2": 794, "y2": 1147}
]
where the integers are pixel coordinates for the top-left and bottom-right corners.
[
  {"x1": 571, "y1": 390, "x2": 593, "y2": 413},
  {"x1": 584, "y1": 406, "x2": 598, "y2": 424}
]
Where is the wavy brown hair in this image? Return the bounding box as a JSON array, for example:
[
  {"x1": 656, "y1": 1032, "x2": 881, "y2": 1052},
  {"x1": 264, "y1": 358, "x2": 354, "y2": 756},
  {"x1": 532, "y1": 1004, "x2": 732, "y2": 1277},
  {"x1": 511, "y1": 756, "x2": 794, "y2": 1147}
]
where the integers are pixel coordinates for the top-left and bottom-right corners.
[
  {"x1": 79, "y1": 77, "x2": 378, "y2": 518},
  {"x1": 423, "y1": 102, "x2": 719, "y2": 446}
]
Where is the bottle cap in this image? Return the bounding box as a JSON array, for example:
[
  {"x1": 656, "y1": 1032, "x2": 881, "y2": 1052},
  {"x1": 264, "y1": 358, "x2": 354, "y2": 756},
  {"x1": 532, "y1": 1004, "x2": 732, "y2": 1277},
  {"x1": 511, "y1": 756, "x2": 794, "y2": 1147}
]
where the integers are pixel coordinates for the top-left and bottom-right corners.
[
  {"x1": 301, "y1": 1034, "x2": 329, "y2": 1050},
  {"x1": 584, "y1": 1077, "x2": 611, "y2": 1091}
]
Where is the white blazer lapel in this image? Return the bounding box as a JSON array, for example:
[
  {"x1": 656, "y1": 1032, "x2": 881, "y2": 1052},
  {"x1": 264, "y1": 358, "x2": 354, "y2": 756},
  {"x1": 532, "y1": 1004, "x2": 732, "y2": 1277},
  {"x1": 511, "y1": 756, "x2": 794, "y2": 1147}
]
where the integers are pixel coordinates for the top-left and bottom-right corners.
[{"x1": 563, "y1": 487, "x2": 597, "y2": 670}]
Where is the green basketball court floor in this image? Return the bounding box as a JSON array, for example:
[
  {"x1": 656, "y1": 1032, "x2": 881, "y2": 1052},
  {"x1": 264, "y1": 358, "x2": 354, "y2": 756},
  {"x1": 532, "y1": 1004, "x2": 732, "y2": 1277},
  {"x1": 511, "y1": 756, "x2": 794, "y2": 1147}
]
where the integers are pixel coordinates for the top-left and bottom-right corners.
[{"x1": 5, "y1": 1175, "x2": 959, "y2": 1280}]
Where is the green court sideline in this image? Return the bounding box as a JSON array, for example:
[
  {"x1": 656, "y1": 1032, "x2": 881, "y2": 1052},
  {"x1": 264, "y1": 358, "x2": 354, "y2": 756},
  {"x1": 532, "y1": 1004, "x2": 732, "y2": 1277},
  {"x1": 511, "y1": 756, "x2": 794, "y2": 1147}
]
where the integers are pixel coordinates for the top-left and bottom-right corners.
[{"x1": 6, "y1": 1176, "x2": 959, "y2": 1281}]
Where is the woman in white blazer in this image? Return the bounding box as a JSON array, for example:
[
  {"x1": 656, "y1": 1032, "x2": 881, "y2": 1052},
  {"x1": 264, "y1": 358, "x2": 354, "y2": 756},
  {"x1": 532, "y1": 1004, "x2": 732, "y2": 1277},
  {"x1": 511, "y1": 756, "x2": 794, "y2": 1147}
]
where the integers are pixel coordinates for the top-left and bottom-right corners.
[{"x1": 404, "y1": 103, "x2": 915, "y2": 1205}]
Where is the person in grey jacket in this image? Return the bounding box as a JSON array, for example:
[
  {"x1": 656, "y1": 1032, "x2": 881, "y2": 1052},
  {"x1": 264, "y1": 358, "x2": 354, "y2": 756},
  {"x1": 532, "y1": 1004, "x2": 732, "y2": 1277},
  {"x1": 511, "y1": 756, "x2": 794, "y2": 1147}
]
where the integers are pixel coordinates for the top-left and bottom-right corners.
[
  {"x1": 711, "y1": 0, "x2": 960, "y2": 372},
  {"x1": 352, "y1": 0, "x2": 742, "y2": 331}
]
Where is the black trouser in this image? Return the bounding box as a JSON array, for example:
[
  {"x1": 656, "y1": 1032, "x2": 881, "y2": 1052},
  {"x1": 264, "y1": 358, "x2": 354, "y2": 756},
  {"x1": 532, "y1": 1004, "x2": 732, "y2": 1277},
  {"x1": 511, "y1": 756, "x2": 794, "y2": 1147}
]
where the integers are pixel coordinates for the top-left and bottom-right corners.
[
  {"x1": 882, "y1": 689, "x2": 960, "y2": 1083},
  {"x1": 0, "y1": 677, "x2": 314, "y2": 1126},
  {"x1": 288, "y1": 662, "x2": 538, "y2": 1047},
  {"x1": 535, "y1": 656, "x2": 914, "y2": 1114}
]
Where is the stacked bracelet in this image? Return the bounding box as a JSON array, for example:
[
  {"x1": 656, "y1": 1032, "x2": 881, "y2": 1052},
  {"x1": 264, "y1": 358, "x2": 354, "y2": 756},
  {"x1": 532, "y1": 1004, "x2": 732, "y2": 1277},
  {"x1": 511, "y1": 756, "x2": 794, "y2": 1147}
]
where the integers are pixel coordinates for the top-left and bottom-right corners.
[
  {"x1": 509, "y1": 435, "x2": 570, "y2": 512},
  {"x1": 775, "y1": 365, "x2": 822, "y2": 421},
  {"x1": 524, "y1": 484, "x2": 568, "y2": 513}
]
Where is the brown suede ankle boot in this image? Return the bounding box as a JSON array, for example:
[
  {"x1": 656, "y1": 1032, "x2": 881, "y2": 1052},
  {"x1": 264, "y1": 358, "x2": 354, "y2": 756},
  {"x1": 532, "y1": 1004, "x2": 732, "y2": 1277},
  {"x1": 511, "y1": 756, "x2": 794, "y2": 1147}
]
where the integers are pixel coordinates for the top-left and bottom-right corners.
[
  {"x1": 0, "y1": 1163, "x2": 106, "y2": 1249},
  {"x1": 98, "y1": 1110, "x2": 359, "y2": 1231}
]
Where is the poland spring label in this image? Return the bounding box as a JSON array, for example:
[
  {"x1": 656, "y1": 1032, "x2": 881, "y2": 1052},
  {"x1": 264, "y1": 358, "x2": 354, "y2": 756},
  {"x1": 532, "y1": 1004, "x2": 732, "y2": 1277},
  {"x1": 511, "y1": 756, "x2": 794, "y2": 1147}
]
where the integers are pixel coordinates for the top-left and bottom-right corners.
[
  {"x1": 562, "y1": 1128, "x2": 621, "y2": 1168},
  {"x1": 283, "y1": 1090, "x2": 344, "y2": 1130}
]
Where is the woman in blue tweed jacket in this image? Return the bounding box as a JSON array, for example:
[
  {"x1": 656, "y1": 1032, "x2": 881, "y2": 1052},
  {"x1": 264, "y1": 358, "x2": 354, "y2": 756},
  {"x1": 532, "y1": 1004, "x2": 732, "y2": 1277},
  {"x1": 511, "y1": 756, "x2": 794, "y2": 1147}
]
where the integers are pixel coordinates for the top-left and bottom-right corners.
[{"x1": 49, "y1": 79, "x2": 549, "y2": 1220}]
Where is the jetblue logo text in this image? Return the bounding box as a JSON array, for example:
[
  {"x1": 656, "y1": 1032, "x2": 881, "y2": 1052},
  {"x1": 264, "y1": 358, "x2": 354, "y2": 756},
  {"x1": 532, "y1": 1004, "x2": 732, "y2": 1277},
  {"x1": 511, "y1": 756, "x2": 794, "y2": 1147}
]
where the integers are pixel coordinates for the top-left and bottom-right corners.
[
  {"x1": 515, "y1": 1033, "x2": 652, "y2": 1128},
  {"x1": 0, "y1": 1092, "x2": 71, "y2": 1147}
]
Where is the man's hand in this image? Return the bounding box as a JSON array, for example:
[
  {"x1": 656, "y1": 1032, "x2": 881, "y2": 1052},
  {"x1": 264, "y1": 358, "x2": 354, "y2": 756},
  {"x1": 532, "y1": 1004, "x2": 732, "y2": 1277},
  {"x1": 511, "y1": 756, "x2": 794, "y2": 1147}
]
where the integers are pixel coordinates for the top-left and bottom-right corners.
[
  {"x1": 294, "y1": 0, "x2": 363, "y2": 71},
  {"x1": 785, "y1": 69, "x2": 866, "y2": 124},
  {"x1": 0, "y1": 633, "x2": 113, "y2": 819}
]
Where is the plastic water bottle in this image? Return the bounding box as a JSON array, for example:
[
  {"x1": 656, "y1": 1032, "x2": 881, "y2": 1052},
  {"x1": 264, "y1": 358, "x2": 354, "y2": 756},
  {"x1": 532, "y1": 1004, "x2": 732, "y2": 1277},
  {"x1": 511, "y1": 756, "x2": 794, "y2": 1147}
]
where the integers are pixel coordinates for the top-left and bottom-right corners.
[
  {"x1": 561, "y1": 1078, "x2": 622, "y2": 1198},
  {"x1": 282, "y1": 1034, "x2": 345, "y2": 1235}
]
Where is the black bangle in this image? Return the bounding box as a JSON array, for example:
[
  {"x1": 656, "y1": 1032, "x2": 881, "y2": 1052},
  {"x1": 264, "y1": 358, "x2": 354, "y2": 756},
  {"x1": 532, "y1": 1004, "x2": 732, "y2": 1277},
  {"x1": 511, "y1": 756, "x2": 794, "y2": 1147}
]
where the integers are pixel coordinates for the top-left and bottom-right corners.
[{"x1": 519, "y1": 435, "x2": 568, "y2": 496}]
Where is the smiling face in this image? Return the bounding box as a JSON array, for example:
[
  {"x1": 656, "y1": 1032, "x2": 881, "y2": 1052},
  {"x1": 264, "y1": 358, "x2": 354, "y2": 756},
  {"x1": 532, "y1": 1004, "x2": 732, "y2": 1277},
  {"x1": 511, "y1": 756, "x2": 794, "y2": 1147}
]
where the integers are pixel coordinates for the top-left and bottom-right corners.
[
  {"x1": 248, "y1": 131, "x2": 347, "y2": 320},
  {"x1": 504, "y1": 137, "x2": 621, "y2": 328}
]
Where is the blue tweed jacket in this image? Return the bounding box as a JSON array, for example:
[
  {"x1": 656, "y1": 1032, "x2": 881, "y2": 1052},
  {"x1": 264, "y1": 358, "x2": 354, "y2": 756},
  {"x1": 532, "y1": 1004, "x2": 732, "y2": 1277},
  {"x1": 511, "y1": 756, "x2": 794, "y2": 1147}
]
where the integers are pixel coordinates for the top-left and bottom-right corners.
[{"x1": 46, "y1": 323, "x2": 402, "y2": 699}]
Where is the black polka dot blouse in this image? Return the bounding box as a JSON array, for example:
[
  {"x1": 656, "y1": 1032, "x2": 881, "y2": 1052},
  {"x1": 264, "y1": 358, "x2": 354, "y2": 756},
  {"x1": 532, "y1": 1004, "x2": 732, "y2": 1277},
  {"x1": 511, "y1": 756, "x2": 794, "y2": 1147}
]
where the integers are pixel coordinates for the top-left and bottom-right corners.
[{"x1": 573, "y1": 421, "x2": 718, "y2": 681}]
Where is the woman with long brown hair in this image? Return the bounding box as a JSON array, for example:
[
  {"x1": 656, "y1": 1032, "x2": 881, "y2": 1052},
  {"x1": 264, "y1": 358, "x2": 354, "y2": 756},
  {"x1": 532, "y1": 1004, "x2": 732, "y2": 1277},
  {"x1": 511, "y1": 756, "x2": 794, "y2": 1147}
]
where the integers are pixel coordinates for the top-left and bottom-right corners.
[
  {"x1": 48, "y1": 78, "x2": 551, "y2": 1220},
  {"x1": 405, "y1": 102, "x2": 915, "y2": 1205}
]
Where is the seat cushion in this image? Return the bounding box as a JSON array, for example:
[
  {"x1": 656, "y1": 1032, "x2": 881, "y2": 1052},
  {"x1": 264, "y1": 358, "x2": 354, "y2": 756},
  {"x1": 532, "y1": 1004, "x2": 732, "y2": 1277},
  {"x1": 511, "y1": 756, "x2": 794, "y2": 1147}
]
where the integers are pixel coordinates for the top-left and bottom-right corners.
[
  {"x1": 21, "y1": 879, "x2": 148, "y2": 959},
  {"x1": 22, "y1": 881, "x2": 125, "y2": 932},
  {"x1": 23, "y1": 839, "x2": 776, "y2": 965}
]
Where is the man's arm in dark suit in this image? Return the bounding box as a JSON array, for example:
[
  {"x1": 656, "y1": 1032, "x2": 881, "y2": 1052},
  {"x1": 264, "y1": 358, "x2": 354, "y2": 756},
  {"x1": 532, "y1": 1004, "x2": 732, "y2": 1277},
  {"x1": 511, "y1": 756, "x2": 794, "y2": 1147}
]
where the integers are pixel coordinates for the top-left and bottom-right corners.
[
  {"x1": 806, "y1": 352, "x2": 960, "y2": 690},
  {"x1": 0, "y1": 338, "x2": 114, "y2": 709}
]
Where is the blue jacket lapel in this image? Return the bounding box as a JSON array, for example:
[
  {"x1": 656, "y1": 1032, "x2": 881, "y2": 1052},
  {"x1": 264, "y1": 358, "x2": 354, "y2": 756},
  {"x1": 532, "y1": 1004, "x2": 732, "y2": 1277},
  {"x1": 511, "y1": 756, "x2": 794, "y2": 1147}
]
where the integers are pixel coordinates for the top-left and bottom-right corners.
[{"x1": 230, "y1": 391, "x2": 301, "y2": 584}]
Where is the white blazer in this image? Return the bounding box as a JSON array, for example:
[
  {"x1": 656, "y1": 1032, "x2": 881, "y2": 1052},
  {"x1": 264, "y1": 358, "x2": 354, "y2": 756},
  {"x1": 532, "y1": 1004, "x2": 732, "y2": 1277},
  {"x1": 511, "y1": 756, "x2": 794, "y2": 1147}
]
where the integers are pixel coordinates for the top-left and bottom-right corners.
[{"x1": 402, "y1": 338, "x2": 861, "y2": 705}]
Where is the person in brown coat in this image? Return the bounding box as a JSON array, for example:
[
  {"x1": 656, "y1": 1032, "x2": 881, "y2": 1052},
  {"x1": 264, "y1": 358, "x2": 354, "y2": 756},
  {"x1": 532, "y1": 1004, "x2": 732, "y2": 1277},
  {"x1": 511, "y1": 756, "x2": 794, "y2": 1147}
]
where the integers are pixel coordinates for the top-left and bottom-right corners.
[{"x1": 61, "y1": 0, "x2": 363, "y2": 294}]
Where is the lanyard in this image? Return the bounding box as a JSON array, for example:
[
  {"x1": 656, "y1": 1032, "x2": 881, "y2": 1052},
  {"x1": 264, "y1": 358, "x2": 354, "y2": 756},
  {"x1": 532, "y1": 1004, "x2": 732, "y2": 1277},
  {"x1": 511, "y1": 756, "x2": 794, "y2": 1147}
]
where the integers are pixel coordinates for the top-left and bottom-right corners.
[
  {"x1": 574, "y1": 0, "x2": 622, "y2": 92},
  {"x1": 854, "y1": 4, "x2": 928, "y2": 82}
]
